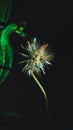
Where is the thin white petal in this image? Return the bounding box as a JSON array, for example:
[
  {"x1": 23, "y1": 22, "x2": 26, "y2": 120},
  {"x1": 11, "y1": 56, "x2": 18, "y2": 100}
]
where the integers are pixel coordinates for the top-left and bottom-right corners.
[
  {"x1": 18, "y1": 52, "x2": 29, "y2": 57},
  {"x1": 20, "y1": 44, "x2": 26, "y2": 50},
  {"x1": 28, "y1": 70, "x2": 32, "y2": 76},
  {"x1": 45, "y1": 61, "x2": 52, "y2": 65},
  {"x1": 39, "y1": 63, "x2": 45, "y2": 74},
  {"x1": 22, "y1": 64, "x2": 28, "y2": 72}
]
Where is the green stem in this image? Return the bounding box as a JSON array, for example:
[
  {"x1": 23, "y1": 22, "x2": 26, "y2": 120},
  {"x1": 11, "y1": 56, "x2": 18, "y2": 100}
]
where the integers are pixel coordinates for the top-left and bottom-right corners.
[{"x1": 32, "y1": 73, "x2": 49, "y2": 114}]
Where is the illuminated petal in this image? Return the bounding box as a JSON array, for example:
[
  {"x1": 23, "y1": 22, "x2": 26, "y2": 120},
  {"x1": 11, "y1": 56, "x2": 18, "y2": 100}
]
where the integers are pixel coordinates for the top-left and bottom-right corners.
[
  {"x1": 45, "y1": 61, "x2": 52, "y2": 65},
  {"x1": 18, "y1": 52, "x2": 29, "y2": 57}
]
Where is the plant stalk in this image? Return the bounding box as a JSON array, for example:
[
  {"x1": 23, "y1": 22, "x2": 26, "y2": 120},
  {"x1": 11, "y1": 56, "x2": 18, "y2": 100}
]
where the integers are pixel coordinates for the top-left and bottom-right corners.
[{"x1": 32, "y1": 73, "x2": 49, "y2": 115}]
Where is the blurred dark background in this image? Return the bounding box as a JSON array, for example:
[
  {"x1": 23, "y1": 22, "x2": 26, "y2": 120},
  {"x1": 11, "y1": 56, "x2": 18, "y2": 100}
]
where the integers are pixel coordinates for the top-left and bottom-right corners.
[{"x1": 0, "y1": 0, "x2": 73, "y2": 129}]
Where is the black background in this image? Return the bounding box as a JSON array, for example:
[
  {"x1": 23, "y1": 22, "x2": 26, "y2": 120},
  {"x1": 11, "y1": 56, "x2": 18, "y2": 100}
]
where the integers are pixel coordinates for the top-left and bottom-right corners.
[{"x1": 0, "y1": 0, "x2": 73, "y2": 129}]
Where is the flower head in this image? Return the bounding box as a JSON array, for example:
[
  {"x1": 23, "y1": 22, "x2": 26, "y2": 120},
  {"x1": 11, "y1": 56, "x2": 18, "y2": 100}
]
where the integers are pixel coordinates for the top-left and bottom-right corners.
[{"x1": 18, "y1": 38, "x2": 53, "y2": 76}]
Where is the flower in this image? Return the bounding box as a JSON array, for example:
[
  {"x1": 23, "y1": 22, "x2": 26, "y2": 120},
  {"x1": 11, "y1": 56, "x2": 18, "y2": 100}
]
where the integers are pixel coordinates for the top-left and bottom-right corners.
[{"x1": 18, "y1": 38, "x2": 53, "y2": 76}]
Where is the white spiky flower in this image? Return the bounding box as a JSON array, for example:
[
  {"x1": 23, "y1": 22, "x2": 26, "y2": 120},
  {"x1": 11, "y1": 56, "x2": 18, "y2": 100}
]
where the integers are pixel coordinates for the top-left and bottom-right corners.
[
  {"x1": 18, "y1": 37, "x2": 54, "y2": 114},
  {"x1": 18, "y1": 38, "x2": 53, "y2": 76}
]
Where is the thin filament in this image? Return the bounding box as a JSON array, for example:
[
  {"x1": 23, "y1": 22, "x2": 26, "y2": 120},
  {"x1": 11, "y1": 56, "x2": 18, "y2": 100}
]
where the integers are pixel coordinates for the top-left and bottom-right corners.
[{"x1": 32, "y1": 73, "x2": 49, "y2": 114}]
